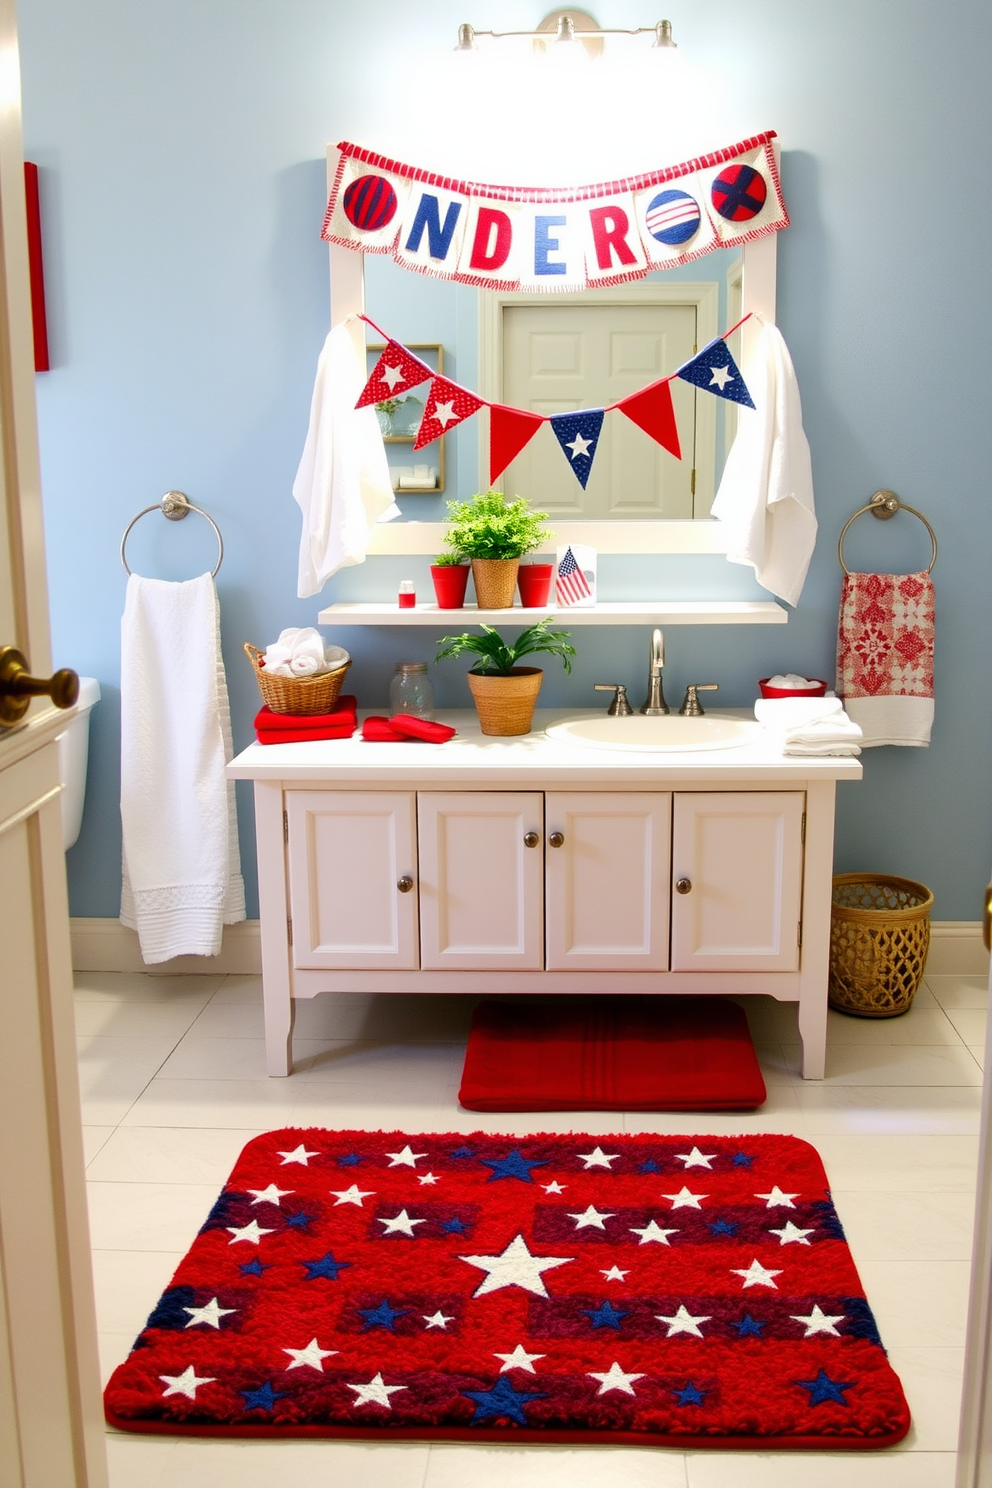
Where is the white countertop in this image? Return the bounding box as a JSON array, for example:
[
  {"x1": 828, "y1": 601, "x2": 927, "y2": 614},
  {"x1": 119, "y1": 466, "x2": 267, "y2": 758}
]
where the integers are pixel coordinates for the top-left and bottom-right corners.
[{"x1": 228, "y1": 710, "x2": 864, "y2": 786}]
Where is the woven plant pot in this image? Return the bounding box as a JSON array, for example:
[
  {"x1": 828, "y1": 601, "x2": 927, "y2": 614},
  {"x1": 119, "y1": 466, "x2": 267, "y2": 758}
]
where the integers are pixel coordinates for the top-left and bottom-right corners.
[
  {"x1": 467, "y1": 667, "x2": 543, "y2": 736},
  {"x1": 244, "y1": 643, "x2": 350, "y2": 717},
  {"x1": 471, "y1": 557, "x2": 519, "y2": 610},
  {"x1": 828, "y1": 872, "x2": 933, "y2": 1018}
]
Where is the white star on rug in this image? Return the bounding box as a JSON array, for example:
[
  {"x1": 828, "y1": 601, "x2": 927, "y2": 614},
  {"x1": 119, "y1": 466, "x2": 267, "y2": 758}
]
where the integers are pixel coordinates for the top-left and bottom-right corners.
[
  {"x1": 731, "y1": 1258, "x2": 783, "y2": 1289},
  {"x1": 247, "y1": 1184, "x2": 293, "y2": 1206},
  {"x1": 494, "y1": 1343, "x2": 546, "y2": 1373},
  {"x1": 769, "y1": 1221, "x2": 816, "y2": 1246},
  {"x1": 182, "y1": 1297, "x2": 235, "y2": 1330},
  {"x1": 709, "y1": 364, "x2": 734, "y2": 390},
  {"x1": 566, "y1": 432, "x2": 593, "y2": 460},
  {"x1": 655, "y1": 1304, "x2": 711, "y2": 1338},
  {"x1": 432, "y1": 400, "x2": 456, "y2": 428},
  {"x1": 568, "y1": 1204, "x2": 615, "y2": 1230},
  {"x1": 601, "y1": 1265, "x2": 629, "y2": 1282},
  {"x1": 629, "y1": 1219, "x2": 680, "y2": 1245},
  {"x1": 330, "y1": 1184, "x2": 375, "y2": 1207},
  {"x1": 347, "y1": 1372, "x2": 408, "y2": 1409},
  {"x1": 159, "y1": 1366, "x2": 215, "y2": 1400},
  {"x1": 755, "y1": 1186, "x2": 799, "y2": 1208},
  {"x1": 283, "y1": 1338, "x2": 338, "y2": 1371},
  {"x1": 588, "y1": 1360, "x2": 645, "y2": 1397},
  {"x1": 541, "y1": 1181, "x2": 567, "y2": 1193},
  {"x1": 226, "y1": 1220, "x2": 273, "y2": 1245},
  {"x1": 662, "y1": 1186, "x2": 707, "y2": 1209},
  {"x1": 386, "y1": 1145, "x2": 427, "y2": 1168},
  {"x1": 417, "y1": 1172, "x2": 440, "y2": 1186},
  {"x1": 676, "y1": 1147, "x2": 717, "y2": 1169},
  {"x1": 791, "y1": 1303, "x2": 846, "y2": 1337},
  {"x1": 378, "y1": 1209, "x2": 426, "y2": 1237},
  {"x1": 577, "y1": 1147, "x2": 619, "y2": 1169},
  {"x1": 278, "y1": 1145, "x2": 319, "y2": 1166},
  {"x1": 380, "y1": 362, "x2": 404, "y2": 391},
  {"x1": 459, "y1": 1233, "x2": 575, "y2": 1298},
  {"x1": 423, "y1": 1310, "x2": 455, "y2": 1330}
]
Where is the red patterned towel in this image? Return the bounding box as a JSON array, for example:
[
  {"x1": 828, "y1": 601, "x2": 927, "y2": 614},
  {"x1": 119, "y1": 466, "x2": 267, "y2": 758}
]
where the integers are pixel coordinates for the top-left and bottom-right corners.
[{"x1": 836, "y1": 572, "x2": 934, "y2": 747}]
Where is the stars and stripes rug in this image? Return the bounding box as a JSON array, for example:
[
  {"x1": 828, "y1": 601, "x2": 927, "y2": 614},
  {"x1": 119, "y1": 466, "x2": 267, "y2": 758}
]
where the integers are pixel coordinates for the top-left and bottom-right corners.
[{"x1": 104, "y1": 1129, "x2": 910, "y2": 1449}]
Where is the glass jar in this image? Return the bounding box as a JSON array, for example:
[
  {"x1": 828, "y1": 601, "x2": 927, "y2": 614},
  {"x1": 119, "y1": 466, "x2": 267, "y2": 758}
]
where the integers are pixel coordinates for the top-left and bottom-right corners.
[{"x1": 389, "y1": 662, "x2": 435, "y2": 720}]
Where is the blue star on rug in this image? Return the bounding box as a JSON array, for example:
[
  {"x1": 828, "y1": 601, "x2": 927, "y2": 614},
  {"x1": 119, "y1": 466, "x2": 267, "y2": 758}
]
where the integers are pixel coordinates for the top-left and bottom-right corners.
[
  {"x1": 732, "y1": 1152, "x2": 755, "y2": 1167},
  {"x1": 583, "y1": 1299, "x2": 627, "y2": 1330},
  {"x1": 479, "y1": 1148, "x2": 547, "y2": 1183},
  {"x1": 285, "y1": 1211, "x2": 314, "y2": 1229},
  {"x1": 240, "y1": 1381, "x2": 285, "y2": 1412},
  {"x1": 301, "y1": 1252, "x2": 351, "y2": 1282},
  {"x1": 239, "y1": 1258, "x2": 270, "y2": 1277},
  {"x1": 673, "y1": 1382, "x2": 706, "y2": 1407},
  {"x1": 463, "y1": 1375, "x2": 546, "y2": 1426},
  {"x1": 359, "y1": 1299, "x2": 408, "y2": 1332},
  {"x1": 451, "y1": 1146, "x2": 475, "y2": 1159},
  {"x1": 736, "y1": 1313, "x2": 765, "y2": 1337},
  {"x1": 709, "y1": 1219, "x2": 739, "y2": 1237},
  {"x1": 639, "y1": 1159, "x2": 661, "y2": 1174},
  {"x1": 337, "y1": 1152, "x2": 364, "y2": 1167},
  {"x1": 796, "y1": 1369, "x2": 855, "y2": 1406},
  {"x1": 440, "y1": 1216, "x2": 470, "y2": 1234}
]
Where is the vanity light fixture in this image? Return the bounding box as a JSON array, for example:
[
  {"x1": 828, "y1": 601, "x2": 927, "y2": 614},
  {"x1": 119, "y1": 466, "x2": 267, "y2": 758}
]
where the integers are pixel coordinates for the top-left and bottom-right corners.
[{"x1": 455, "y1": 11, "x2": 679, "y2": 58}]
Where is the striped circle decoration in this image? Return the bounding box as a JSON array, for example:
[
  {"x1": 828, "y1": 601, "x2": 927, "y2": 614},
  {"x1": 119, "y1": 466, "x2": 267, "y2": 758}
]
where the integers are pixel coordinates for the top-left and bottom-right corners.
[
  {"x1": 342, "y1": 174, "x2": 398, "y2": 232},
  {"x1": 710, "y1": 163, "x2": 768, "y2": 223},
  {"x1": 644, "y1": 189, "x2": 701, "y2": 246}
]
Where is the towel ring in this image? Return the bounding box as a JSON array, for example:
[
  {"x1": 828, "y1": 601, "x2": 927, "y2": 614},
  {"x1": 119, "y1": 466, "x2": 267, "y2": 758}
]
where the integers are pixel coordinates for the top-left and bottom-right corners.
[
  {"x1": 120, "y1": 491, "x2": 224, "y2": 578},
  {"x1": 837, "y1": 489, "x2": 937, "y2": 576}
]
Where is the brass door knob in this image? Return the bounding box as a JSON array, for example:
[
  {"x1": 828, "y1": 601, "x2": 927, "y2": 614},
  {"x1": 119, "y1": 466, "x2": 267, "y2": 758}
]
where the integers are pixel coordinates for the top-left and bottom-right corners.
[
  {"x1": 0, "y1": 646, "x2": 79, "y2": 726},
  {"x1": 675, "y1": 877, "x2": 692, "y2": 894},
  {"x1": 397, "y1": 875, "x2": 414, "y2": 894},
  {"x1": 548, "y1": 831, "x2": 565, "y2": 848},
  {"x1": 523, "y1": 831, "x2": 540, "y2": 848}
]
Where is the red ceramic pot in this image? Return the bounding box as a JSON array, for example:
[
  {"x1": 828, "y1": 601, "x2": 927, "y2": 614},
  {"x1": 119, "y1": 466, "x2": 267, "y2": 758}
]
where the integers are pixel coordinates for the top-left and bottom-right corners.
[
  {"x1": 430, "y1": 564, "x2": 470, "y2": 608},
  {"x1": 517, "y1": 563, "x2": 554, "y2": 609}
]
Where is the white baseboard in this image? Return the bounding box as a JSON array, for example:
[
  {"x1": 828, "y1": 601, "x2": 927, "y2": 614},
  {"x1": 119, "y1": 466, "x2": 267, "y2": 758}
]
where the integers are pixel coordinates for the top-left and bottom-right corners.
[
  {"x1": 70, "y1": 917, "x2": 988, "y2": 980},
  {"x1": 70, "y1": 918, "x2": 262, "y2": 976}
]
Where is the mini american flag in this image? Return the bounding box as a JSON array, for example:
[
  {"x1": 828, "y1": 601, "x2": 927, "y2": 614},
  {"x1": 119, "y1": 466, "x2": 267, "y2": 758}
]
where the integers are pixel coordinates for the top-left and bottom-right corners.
[{"x1": 556, "y1": 547, "x2": 592, "y2": 607}]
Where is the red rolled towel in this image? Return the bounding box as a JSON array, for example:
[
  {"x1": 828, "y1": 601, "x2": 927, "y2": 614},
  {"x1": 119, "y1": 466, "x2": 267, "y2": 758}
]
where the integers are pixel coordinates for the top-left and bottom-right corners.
[
  {"x1": 255, "y1": 696, "x2": 357, "y2": 733},
  {"x1": 362, "y1": 716, "x2": 411, "y2": 742},
  {"x1": 389, "y1": 714, "x2": 457, "y2": 743}
]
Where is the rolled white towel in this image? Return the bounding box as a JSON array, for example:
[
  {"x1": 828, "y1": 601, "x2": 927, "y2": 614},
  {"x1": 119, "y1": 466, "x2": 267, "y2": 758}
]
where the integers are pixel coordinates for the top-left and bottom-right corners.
[
  {"x1": 290, "y1": 653, "x2": 321, "y2": 676},
  {"x1": 323, "y1": 643, "x2": 350, "y2": 670},
  {"x1": 263, "y1": 642, "x2": 294, "y2": 670}
]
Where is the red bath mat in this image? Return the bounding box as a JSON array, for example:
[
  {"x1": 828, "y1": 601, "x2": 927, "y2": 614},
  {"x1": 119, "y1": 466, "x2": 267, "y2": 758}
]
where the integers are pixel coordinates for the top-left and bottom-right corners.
[
  {"x1": 459, "y1": 996, "x2": 767, "y2": 1111},
  {"x1": 104, "y1": 1128, "x2": 909, "y2": 1449}
]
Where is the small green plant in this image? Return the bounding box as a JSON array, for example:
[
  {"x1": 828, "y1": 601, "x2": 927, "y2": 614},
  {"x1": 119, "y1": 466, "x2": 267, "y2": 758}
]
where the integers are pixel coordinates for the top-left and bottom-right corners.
[
  {"x1": 432, "y1": 551, "x2": 466, "y2": 567},
  {"x1": 436, "y1": 617, "x2": 575, "y2": 676},
  {"x1": 375, "y1": 396, "x2": 401, "y2": 417},
  {"x1": 441, "y1": 490, "x2": 550, "y2": 561}
]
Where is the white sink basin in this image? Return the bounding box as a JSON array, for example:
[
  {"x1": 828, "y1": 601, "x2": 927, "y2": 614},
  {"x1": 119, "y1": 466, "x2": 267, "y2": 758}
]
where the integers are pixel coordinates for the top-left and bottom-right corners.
[{"x1": 546, "y1": 713, "x2": 759, "y2": 752}]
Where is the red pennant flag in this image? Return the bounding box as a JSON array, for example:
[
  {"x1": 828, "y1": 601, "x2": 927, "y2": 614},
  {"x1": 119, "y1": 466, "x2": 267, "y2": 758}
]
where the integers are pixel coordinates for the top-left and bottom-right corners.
[
  {"x1": 356, "y1": 340, "x2": 433, "y2": 409},
  {"x1": 414, "y1": 376, "x2": 484, "y2": 450},
  {"x1": 616, "y1": 379, "x2": 682, "y2": 460},
  {"x1": 489, "y1": 404, "x2": 544, "y2": 484}
]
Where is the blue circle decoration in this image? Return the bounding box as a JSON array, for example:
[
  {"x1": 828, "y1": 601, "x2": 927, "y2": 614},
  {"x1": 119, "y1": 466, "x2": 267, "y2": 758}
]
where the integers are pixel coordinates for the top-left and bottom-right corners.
[
  {"x1": 710, "y1": 164, "x2": 767, "y2": 222},
  {"x1": 644, "y1": 189, "x2": 701, "y2": 246},
  {"x1": 343, "y1": 174, "x2": 399, "y2": 232}
]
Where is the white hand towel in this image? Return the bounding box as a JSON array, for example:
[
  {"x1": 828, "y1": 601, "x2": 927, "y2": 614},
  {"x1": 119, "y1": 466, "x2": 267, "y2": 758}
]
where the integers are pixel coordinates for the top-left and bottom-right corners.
[
  {"x1": 755, "y1": 696, "x2": 863, "y2": 754},
  {"x1": 711, "y1": 322, "x2": 817, "y2": 607},
  {"x1": 119, "y1": 573, "x2": 245, "y2": 963},
  {"x1": 293, "y1": 324, "x2": 401, "y2": 596}
]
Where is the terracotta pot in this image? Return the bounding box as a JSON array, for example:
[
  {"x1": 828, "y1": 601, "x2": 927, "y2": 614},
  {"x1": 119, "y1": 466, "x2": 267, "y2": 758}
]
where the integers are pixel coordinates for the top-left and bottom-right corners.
[
  {"x1": 471, "y1": 557, "x2": 519, "y2": 610},
  {"x1": 430, "y1": 564, "x2": 469, "y2": 608},
  {"x1": 467, "y1": 667, "x2": 543, "y2": 736},
  {"x1": 517, "y1": 562, "x2": 554, "y2": 609}
]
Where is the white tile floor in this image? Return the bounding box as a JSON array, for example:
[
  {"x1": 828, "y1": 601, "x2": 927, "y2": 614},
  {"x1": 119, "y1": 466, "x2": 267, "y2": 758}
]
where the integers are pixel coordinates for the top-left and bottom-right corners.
[{"x1": 76, "y1": 968, "x2": 989, "y2": 1488}]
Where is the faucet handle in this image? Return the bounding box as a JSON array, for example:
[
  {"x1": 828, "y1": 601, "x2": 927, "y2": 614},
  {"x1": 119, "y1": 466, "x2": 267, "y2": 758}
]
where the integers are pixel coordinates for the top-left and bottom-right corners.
[
  {"x1": 680, "y1": 683, "x2": 718, "y2": 717},
  {"x1": 594, "y1": 683, "x2": 633, "y2": 717}
]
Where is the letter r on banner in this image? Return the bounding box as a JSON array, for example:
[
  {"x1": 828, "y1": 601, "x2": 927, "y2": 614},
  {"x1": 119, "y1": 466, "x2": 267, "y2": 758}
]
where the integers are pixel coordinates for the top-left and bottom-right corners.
[{"x1": 589, "y1": 204, "x2": 638, "y2": 269}]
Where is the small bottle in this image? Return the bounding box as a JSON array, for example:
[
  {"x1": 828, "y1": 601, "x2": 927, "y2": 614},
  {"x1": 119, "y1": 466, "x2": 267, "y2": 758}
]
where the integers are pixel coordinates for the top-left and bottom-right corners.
[
  {"x1": 398, "y1": 579, "x2": 416, "y2": 609},
  {"x1": 389, "y1": 662, "x2": 435, "y2": 720}
]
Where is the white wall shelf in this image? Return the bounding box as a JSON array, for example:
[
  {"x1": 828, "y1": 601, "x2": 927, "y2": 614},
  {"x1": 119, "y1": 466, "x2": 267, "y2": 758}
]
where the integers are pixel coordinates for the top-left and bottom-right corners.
[{"x1": 316, "y1": 601, "x2": 787, "y2": 627}]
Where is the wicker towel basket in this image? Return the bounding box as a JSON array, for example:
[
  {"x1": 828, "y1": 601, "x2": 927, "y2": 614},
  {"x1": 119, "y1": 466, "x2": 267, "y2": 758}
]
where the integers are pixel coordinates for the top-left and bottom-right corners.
[
  {"x1": 828, "y1": 872, "x2": 933, "y2": 1018},
  {"x1": 244, "y1": 643, "x2": 350, "y2": 717}
]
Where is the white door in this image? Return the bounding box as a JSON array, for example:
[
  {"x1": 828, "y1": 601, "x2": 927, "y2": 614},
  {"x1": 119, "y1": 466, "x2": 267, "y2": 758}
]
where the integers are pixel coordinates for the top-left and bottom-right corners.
[
  {"x1": 545, "y1": 791, "x2": 671, "y2": 970},
  {"x1": 500, "y1": 300, "x2": 699, "y2": 519},
  {"x1": 670, "y1": 791, "x2": 805, "y2": 972},
  {"x1": 418, "y1": 792, "x2": 544, "y2": 969},
  {"x1": 286, "y1": 791, "x2": 419, "y2": 968},
  {"x1": 0, "y1": 3, "x2": 108, "y2": 1480}
]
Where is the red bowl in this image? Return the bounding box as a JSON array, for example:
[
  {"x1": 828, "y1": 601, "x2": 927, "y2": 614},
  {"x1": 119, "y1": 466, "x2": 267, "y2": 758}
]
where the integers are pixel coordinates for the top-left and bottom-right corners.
[{"x1": 759, "y1": 677, "x2": 828, "y2": 699}]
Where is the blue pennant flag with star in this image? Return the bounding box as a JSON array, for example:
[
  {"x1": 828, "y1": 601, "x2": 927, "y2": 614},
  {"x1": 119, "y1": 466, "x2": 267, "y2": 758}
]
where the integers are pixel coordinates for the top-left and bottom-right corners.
[
  {"x1": 549, "y1": 409, "x2": 605, "y2": 489},
  {"x1": 676, "y1": 338, "x2": 755, "y2": 408}
]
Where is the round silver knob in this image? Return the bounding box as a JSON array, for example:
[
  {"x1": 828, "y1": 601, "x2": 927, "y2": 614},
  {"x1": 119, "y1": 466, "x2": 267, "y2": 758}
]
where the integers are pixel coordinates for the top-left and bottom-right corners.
[
  {"x1": 397, "y1": 876, "x2": 414, "y2": 893},
  {"x1": 549, "y1": 832, "x2": 565, "y2": 849},
  {"x1": 523, "y1": 832, "x2": 539, "y2": 848},
  {"x1": 675, "y1": 877, "x2": 692, "y2": 895}
]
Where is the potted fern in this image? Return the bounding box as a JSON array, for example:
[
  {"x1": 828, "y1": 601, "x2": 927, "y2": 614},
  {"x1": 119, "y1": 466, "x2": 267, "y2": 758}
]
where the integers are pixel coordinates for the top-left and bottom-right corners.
[
  {"x1": 436, "y1": 617, "x2": 575, "y2": 736},
  {"x1": 440, "y1": 491, "x2": 550, "y2": 610}
]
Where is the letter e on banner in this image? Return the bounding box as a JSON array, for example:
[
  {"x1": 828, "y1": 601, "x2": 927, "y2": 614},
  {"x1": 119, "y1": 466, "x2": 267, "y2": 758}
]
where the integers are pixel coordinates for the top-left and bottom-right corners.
[
  {"x1": 583, "y1": 195, "x2": 647, "y2": 284},
  {"x1": 520, "y1": 208, "x2": 585, "y2": 290}
]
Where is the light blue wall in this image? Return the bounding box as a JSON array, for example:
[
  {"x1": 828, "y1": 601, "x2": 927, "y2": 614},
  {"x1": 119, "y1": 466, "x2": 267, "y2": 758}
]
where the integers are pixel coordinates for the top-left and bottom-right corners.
[{"x1": 19, "y1": 0, "x2": 992, "y2": 920}]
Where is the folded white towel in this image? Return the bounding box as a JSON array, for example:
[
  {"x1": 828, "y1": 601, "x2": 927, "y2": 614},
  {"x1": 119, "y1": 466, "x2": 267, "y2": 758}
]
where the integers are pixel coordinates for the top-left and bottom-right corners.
[
  {"x1": 119, "y1": 573, "x2": 245, "y2": 962},
  {"x1": 755, "y1": 696, "x2": 844, "y2": 728},
  {"x1": 755, "y1": 695, "x2": 863, "y2": 754}
]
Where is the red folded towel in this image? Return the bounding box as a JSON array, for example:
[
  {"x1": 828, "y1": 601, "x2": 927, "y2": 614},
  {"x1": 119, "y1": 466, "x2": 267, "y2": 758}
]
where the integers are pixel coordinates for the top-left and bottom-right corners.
[
  {"x1": 255, "y1": 696, "x2": 357, "y2": 733},
  {"x1": 362, "y1": 716, "x2": 411, "y2": 742},
  {"x1": 390, "y1": 714, "x2": 457, "y2": 743}
]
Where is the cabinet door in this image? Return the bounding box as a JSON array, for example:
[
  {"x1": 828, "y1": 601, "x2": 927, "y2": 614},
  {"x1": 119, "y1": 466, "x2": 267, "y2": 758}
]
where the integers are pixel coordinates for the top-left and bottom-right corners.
[
  {"x1": 545, "y1": 792, "x2": 671, "y2": 970},
  {"x1": 286, "y1": 791, "x2": 419, "y2": 969},
  {"x1": 418, "y1": 792, "x2": 544, "y2": 969},
  {"x1": 671, "y1": 792, "x2": 804, "y2": 971}
]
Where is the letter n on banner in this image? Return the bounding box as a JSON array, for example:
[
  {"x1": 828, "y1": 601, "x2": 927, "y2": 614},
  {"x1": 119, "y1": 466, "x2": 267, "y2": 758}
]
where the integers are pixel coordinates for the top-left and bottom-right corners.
[{"x1": 395, "y1": 186, "x2": 468, "y2": 275}]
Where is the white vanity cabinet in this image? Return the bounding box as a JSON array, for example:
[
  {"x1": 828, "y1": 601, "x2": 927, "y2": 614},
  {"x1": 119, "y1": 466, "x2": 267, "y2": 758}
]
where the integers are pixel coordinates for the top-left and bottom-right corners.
[{"x1": 230, "y1": 712, "x2": 861, "y2": 1082}]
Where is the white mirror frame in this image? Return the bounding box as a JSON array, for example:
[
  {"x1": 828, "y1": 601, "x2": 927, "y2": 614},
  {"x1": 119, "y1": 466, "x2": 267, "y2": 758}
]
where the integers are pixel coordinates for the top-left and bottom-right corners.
[{"x1": 326, "y1": 144, "x2": 777, "y2": 556}]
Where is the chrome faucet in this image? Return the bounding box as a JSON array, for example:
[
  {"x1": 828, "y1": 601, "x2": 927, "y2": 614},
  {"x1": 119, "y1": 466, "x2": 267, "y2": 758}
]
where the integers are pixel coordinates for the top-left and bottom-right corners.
[{"x1": 640, "y1": 628, "x2": 669, "y2": 715}]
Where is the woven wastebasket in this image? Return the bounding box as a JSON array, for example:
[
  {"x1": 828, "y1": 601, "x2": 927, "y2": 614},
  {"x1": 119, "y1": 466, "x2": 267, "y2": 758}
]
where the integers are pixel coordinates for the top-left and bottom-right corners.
[{"x1": 829, "y1": 873, "x2": 933, "y2": 1017}]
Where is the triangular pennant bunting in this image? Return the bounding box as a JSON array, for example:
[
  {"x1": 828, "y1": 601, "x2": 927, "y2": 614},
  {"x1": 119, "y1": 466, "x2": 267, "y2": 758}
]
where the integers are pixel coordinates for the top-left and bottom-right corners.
[
  {"x1": 616, "y1": 380, "x2": 682, "y2": 460},
  {"x1": 357, "y1": 340, "x2": 433, "y2": 409},
  {"x1": 489, "y1": 405, "x2": 545, "y2": 484},
  {"x1": 676, "y1": 338, "x2": 755, "y2": 408},
  {"x1": 414, "y1": 377, "x2": 484, "y2": 450},
  {"x1": 549, "y1": 409, "x2": 605, "y2": 490}
]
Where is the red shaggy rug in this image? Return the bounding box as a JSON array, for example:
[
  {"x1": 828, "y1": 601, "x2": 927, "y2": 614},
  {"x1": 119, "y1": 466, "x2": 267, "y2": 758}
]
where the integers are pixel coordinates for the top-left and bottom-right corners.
[
  {"x1": 459, "y1": 997, "x2": 767, "y2": 1111},
  {"x1": 104, "y1": 1129, "x2": 910, "y2": 1449}
]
